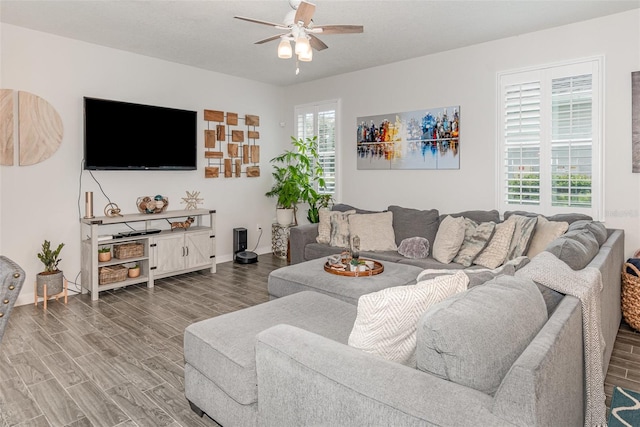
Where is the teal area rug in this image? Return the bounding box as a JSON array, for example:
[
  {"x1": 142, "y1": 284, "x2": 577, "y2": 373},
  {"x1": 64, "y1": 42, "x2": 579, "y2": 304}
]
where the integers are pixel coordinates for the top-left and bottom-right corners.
[{"x1": 609, "y1": 386, "x2": 640, "y2": 427}]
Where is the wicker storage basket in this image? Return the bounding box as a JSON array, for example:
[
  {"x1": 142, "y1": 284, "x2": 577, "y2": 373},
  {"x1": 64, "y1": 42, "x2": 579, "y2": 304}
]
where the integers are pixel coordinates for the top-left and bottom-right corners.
[
  {"x1": 622, "y1": 262, "x2": 640, "y2": 331},
  {"x1": 99, "y1": 265, "x2": 128, "y2": 285},
  {"x1": 114, "y1": 243, "x2": 144, "y2": 259}
]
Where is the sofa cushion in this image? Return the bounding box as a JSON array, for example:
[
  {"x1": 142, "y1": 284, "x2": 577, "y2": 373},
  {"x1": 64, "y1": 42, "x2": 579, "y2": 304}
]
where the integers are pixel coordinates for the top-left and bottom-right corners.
[
  {"x1": 432, "y1": 215, "x2": 466, "y2": 264},
  {"x1": 474, "y1": 216, "x2": 517, "y2": 269},
  {"x1": 568, "y1": 220, "x2": 608, "y2": 246},
  {"x1": 348, "y1": 212, "x2": 397, "y2": 252},
  {"x1": 329, "y1": 210, "x2": 355, "y2": 248},
  {"x1": 388, "y1": 205, "x2": 440, "y2": 248},
  {"x1": 504, "y1": 210, "x2": 592, "y2": 225},
  {"x1": 416, "y1": 275, "x2": 548, "y2": 395},
  {"x1": 348, "y1": 271, "x2": 469, "y2": 367},
  {"x1": 526, "y1": 216, "x2": 569, "y2": 258},
  {"x1": 544, "y1": 230, "x2": 599, "y2": 270},
  {"x1": 442, "y1": 209, "x2": 501, "y2": 224},
  {"x1": 452, "y1": 219, "x2": 496, "y2": 267},
  {"x1": 506, "y1": 215, "x2": 538, "y2": 260},
  {"x1": 398, "y1": 237, "x2": 430, "y2": 259},
  {"x1": 332, "y1": 204, "x2": 380, "y2": 214}
]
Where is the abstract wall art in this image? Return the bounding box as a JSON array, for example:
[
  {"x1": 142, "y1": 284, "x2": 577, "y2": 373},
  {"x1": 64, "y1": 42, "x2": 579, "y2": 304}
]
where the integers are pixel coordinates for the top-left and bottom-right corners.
[{"x1": 356, "y1": 106, "x2": 460, "y2": 170}]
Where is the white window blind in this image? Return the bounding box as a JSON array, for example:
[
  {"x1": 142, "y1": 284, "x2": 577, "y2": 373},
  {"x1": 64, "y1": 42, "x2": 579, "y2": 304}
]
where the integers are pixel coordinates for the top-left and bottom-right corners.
[
  {"x1": 295, "y1": 101, "x2": 338, "y2": 195},
  {"x1": 498, "y1": 58, "x2": 602, "y2": 219}
]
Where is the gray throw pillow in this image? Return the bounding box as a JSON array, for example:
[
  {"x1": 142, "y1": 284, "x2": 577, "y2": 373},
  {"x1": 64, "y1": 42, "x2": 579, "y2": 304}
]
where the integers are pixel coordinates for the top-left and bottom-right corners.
[
  {"x1": 442, "y1": 210, "x2": 501, "y2": 224},
  {"x1": 568, "y1": 220, "x2": 608, "y2": 246},
  {"x1": 545, "y1": 230, "x2": 599, "y2": 270},
  {"x1": 453, "y1": 219, "x2": 496, "y2": 267},
  {"x1": 388, "y1": 205, "x2": 440, "y2": 248},
  {"x1": 506, "y1": 215, "x2": 538, "y2": 260},
  {"x1": 416, "y1": 275, "x2": 547, "y2": 395},
  {"x1": 398, "y1": 237, "x2": 430, "y2": 259}
]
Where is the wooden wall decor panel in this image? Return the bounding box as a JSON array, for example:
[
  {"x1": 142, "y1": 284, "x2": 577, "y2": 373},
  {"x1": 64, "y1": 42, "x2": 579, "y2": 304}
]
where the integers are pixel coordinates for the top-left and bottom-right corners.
[
  {"x1": 224, "y1": 159, "x2": 232, "y2": 177},
  {"x1": 204, "y1": 167, "x2": 219, "y2": 178},
  {"x1": 228, "y1": 143, "x2": 238, "y2": 158},
  {"x1": 216, "y1": 125, "x2": 225, "y2": 141},
  {"x1": 204, "y1": 130, "x2": 216, "y2": 148},
  {"x1": 251, "y1": 145, "x2": 260, "y2": 163},
  {"x1": 0, "y1": 89, "x2": 14, "y2": 166},
  {"x1": 204, "y1": 151, "x2": 224, "y2": 159},
  {"x1": 246, "y1": 166, "x2": 260, "y2": 177},
  {"x1": 18, "y1": 91, "x2": 64, "y2": 166},
  {"x1": 248, "y1": 130, "x2": 260, "y2": 139},
  {"x1": 243, "y1": 145, "x2": 250, "y2": 164},
  {"x1": 235, "y1": 159, "x2": 241, "y2": 177},
  {"x1": 204, "y1": 110, "x2": 224, "y2": 122},
  {"x1": 232, "y1": 130, "x2": 244, "y2": 143},
  {"x1": 226, "y1": 112, "x2": 238, "y2": 125},
  {"x1": 245, "y1": 115, "x2": 260, "y2": 126}
]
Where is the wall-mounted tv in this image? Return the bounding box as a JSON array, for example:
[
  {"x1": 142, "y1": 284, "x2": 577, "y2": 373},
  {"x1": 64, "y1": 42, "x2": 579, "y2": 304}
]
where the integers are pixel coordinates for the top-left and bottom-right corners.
[{"x1": 83, "y1": 97, "x2": 197, "y2": 170}]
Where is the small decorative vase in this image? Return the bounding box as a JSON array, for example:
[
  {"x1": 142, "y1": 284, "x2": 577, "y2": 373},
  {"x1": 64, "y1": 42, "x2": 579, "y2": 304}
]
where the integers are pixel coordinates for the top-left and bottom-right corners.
[
  {"x1": 128, "y1": 267, "x2": 140, "y2": 278},
  {"x1": 98, "y1": 252, "x2": 111, "y2": 262},
  {"x1": 36, "y1": 270, "x2": 64, "y2": 296}
]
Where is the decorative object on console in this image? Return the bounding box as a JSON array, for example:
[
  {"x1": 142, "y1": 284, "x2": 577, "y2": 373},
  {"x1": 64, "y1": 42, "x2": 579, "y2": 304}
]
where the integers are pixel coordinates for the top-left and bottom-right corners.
[
  {"x1": 104, "y1": 202, "x2": 122, "y2": 217},
  {"x1": 181, "y1": 190, "x2": 204, "y2": 210},
  {"x1": 170, "y1": 216, "x2": 194, "y2": 231},
  {"x1": 357, "y1": 106, "x2": 460, "y2": 170},
  {"x1": 204, "y1": 109, "x2": 260, "y2": 179},
  {"x1": 137, "y1": 195, "x2": 169, "y2": 214},
  {"x1": 84, "y1": 191, "x2": 94, "y2": 219},
  {"x1": 127, "y1": 263, "x2": 140, "y2": 278},
  {"x1": 98, "y1": 247, "x2": 111, "y2": 262}
]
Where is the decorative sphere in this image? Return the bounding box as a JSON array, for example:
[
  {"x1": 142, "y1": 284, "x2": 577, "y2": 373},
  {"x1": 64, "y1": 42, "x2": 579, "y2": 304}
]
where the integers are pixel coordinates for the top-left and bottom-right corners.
[
  {"x1": 155, "y1": 200, "x2": 164, "y2": 209},
  {"x1": 154, "y1": 195, "x2": 163, "y2": 201}
]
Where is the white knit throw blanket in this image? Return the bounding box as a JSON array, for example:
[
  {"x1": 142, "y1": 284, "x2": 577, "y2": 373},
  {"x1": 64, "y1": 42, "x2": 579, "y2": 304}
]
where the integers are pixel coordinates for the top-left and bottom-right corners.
[{"x1": 516, "y1": 251, "x2": 606, "y2": 427}]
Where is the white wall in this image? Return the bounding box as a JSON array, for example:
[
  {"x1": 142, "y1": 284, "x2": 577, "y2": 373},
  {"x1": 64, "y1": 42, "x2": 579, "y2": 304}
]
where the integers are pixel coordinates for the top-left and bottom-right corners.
[
  {"x1": 1, "y1": 24, "x2": 288, "y2": 305},
  {"x1": 283, "y1": 10, "x2": 640, "y2": 257}
]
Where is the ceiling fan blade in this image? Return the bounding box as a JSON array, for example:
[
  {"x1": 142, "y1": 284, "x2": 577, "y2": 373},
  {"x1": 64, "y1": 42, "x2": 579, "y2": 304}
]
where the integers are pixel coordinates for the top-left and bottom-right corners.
[
  {"x1": 234, "y1": 16, "x2": 282, "y2": 28},
  {"x1": 316, "y1": 25, "x2": 364, "y2": 34},
  {"x1": 308, "y1": 34, "x2": 328, "y2": 51},
  {"x1": 255, "y1": 34, "x2": 288, "y2": 45},
  {"x1": 294, "y1": 1, "x2": 315, "y2": 27}
]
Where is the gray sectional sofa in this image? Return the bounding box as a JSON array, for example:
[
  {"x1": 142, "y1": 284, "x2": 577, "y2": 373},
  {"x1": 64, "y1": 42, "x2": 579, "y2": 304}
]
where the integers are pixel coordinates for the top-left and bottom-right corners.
[{"x1": 184, "y1": 204, "x2": 624, "y2": 426}]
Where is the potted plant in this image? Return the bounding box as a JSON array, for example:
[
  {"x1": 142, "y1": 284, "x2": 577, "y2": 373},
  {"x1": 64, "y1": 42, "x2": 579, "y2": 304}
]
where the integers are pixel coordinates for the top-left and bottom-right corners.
[
  {"x1": 307, "y1": 193, "x2": 333, "y2": 224},
  {"x1": 128, "y1": 263, "x2": 140, "y2": 278},
  {"x1": 36, "y1": 240, "x2": 65, "y2": 297},
  {"x1": 266, "y1": 136, "x2": 326, "y2": 226},
  {"x1": 98, "y1": 246, "x2": 111, "y2": 262}
]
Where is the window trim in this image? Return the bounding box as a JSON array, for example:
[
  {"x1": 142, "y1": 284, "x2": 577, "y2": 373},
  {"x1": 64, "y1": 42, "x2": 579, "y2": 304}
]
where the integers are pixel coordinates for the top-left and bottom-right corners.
[{"x1": 495, "y1": 56, "x2": 604, "y2": 220}]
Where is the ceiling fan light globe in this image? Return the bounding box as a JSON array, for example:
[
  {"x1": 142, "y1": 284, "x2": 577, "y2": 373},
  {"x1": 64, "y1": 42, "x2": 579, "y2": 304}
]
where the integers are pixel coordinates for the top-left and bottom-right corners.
[
  {"x1": 278, "y1": 38, "x2": 293, "y2": 59},
  {"x1": 298, "y1": 47, "x2": 313, "y2": 62},
  {"x1": 295, "y1": 36, "x2": 310, "y2": 55}
]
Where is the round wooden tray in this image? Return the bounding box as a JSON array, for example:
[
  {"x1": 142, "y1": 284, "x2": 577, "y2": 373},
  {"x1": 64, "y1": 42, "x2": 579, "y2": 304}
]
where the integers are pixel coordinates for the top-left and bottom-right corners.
[{"x1": 324, "y1": 259, "x2": 384, "y2": 277}]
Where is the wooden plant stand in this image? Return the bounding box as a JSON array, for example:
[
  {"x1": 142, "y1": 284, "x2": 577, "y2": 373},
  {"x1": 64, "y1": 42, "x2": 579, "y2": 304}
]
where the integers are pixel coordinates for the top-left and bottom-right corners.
[{"x1": 34, "y1": 278, "x2": 68, "y2": 310}]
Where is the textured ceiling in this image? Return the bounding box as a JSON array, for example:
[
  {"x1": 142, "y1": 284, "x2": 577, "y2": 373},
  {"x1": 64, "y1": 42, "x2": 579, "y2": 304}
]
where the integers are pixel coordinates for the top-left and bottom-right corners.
[{"x1": 2, "y1": 0, "x2": 639, "y2": 86}]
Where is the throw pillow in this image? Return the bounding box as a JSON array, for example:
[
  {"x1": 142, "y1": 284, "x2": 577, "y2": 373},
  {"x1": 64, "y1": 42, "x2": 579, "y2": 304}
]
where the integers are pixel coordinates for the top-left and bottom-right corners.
[
  {"x1": 348, "y1": 271, "x2": 469, "y2": 367},
  {"x1": 544, "y1": 231, "x2": 599, "y2": 270},
  {"x1": 398, "y1": 237, "x2": 430, "y2": 259},
  {"x1": 526, "y1": 216, "x2": 569, "y2": 258},
  {"x1": 452, "y1": 219, "x2": 496, "y2": 267},
  {"x1": 315, "y1": 208, "x2": 333, "y2": 244},
  {"x1": 328, "y1": 210, "x2": 356, "y2": 248},
  {"x1": 506, "y1": 215, "x2": 538, "y2": 260},
  {"x1": 348, "y1": 212, "x2": 398, "y2": 252},
  {"x1": 416, "y1": 275, "x2": 547, "y2": 395},
  {"x1": 568, "y1": 220, "x2": 608, "y2": 246},
  {"x1": 473, "y1": 216, "x2": 517, "y2": 269},
  {"x1": 388, "y1": 205, "x2": 440, "y2": 247},
  {"x1": 432, "y1": 215, "x2": 466, "y2": 264}
]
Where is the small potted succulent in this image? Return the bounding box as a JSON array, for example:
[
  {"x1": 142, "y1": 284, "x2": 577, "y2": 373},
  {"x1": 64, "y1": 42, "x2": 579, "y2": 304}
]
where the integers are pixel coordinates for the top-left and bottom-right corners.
[
  {"x1": 98, "y1": 246, "x2": 112, "y2": 262},
  {"x1": 128, "y1": 263, "x2": 140, "y2": 278},
  {"x1": 36, "y1": 240, "x2": 65, "y2": 296}
]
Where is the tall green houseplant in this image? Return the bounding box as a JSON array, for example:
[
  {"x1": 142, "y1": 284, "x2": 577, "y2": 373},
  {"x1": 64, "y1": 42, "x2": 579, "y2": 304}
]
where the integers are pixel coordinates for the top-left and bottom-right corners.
[{"x1": 266, "y1": 136, "x2": 326, "y2": 225}]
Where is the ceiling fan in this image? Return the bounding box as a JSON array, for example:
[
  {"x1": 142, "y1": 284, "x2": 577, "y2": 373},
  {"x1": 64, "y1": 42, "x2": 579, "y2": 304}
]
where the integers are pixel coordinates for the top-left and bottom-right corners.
[{"x1": 234, "y1": 0, "x2": 363, "y2": 64}]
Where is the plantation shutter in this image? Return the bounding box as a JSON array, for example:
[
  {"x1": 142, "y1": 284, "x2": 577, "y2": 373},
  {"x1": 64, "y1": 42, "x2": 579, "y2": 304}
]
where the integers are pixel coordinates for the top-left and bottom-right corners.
[{"x1": 295, "y1": 101, "x2": 338, "y2": 195}]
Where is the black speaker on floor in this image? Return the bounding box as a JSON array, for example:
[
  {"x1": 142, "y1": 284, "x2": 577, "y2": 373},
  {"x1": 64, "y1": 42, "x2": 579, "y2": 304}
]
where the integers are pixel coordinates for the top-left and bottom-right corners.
[{"x1": 233, "y1": 227, "x2": 257, "y2": 264}]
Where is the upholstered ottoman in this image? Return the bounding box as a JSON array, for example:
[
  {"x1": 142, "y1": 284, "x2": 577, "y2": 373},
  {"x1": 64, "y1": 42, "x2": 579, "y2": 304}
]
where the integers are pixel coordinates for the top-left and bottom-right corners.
[
  {"x1": 268, "y1": 257, "x2": 424, "y2": 305},
  {"x1": 183, "y1": 290, "x2": 357, "y2": 427}
]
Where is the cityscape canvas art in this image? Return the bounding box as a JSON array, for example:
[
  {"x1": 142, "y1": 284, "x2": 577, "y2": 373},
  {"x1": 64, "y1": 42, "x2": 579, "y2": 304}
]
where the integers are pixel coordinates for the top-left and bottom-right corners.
[{"x1": 357, "y1": 106, "x2": 460, "y2": 170}]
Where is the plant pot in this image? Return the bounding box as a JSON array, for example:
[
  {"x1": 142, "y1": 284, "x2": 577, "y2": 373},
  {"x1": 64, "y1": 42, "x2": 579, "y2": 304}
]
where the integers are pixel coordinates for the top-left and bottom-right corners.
[
  {"x1": 36, "y1": 270, "x2": 64, "y2": 296},
  {"x1": 128, "y1": 267, "x2": 140, "y2": 278},
  {"x1": 276, "y1": 208, "x2": 294, "y2": 226},
  {"x1": 98, "y1": 252, "x2": 111, "y2": 262}
]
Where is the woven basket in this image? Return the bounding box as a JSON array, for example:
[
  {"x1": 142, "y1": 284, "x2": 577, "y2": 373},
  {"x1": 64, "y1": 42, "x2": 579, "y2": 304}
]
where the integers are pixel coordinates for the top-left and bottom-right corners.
[
  {"x1": 99, "y1": 265, "x2": 128, "y2": 285},
  {"x1": 114, "y1": 243, "x2": 144, "y2": 259},
  {"x1": 622, "y1": 262, "x2": 640, "y2": 331}
]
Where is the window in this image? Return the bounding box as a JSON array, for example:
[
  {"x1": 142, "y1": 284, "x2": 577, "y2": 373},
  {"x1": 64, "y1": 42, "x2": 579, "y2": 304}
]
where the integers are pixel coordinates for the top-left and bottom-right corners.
[
  {"x1": 498, "y1": 58, "x2": 602, "y2": 219},
  {"x1": 295, "y1": 100, "x2": 339, "y2": 196}
]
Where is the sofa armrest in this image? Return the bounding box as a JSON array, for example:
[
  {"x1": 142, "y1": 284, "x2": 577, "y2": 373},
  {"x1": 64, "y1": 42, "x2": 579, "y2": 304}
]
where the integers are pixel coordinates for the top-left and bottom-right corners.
[
  {"x1": 289, "y1": 223, "x2": 319, "y2": 264},
  {"x1": 255, "y1": 324, "x2": 505, "y2": 426}
]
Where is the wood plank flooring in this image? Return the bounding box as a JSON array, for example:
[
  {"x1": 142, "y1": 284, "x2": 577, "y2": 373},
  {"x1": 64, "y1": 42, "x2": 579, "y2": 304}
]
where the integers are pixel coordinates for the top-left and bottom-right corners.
[{"x1": 1, "y1": 252, "x2": 639, "y2": 426}]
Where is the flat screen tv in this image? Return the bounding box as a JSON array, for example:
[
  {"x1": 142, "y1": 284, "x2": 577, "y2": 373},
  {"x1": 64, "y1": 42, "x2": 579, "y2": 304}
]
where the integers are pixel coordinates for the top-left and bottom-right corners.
[{"x1": 84, "y1": 97, "x2": 197, "y2": 170}]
